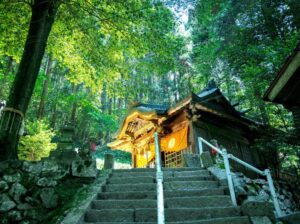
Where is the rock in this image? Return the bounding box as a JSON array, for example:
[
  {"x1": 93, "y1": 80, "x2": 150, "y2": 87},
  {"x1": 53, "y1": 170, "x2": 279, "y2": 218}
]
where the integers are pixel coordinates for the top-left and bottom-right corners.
[
  {"x1": 279, "y1": 211, "x2": 300, "y2": 224},
  {"x1": 250, "y1": 216, "x2": 273, "y2": 224},
  {"x1": 0, "y1": 180, "x2": 9, "y2": 193},
  {"x1": 245, "y1": 177, "x2": 252, "y2": 184},
  {"x1": 20, "y1": 221, "x2": 32, "y2": 224},
  {"x1": 40, "y1": 188, "x2": 58, "y2": 209},
  {"x1": 25, "y1": 209, "x2": 38, "y2": 220},
  {"x1": 8, "y1": 210, "x2": 23, "y2": 222},
  {"x1": 235, "y1": 172, "x2": 244, "y2": 177},
  {"x1": 3, "y1": 172, "x2": 21, "y2": 183},
  {"x1": 0, "y1": 161, "x2": 9, "y2": 173},
  {"x1": 284, "y1": 199, "x2": 293, "y2": 208},
  {"x1": 200, "y1": 152, "x2": 214, "y2": 168},
  {"x1": 22, "y1": 161, "x2": 43, "y2": 175},
  {"x1": 232, "y1": 174, "x2": 246, "y2": 187},
  {"x1": 37, "y1": 178, "x2": 57, "y2": 187},
  {"x1": 246, "y1": 185, "x2": 257, "y2": 196},
  {"x1": 40, "y1": 160, "x2": 64, "y2": 179},
  {"x1": 72, "y1": 159, "x2": 98, "y2": 178},
  {"x1": 263, "y1": 185, "x2": 270, "y2": 192},
  {"x1": 25, "y1": 196, "x2": 37, "y2": 204},
  {"x1": 10, "y1": 160, "x2": 23, "y2": 169},
  {"x1": 0, "y1": 194, "x2": 16, "y2": 212},
  {"x1": 235, "y1": 185, "x2": 247, "y2": 196},
  {"x1": 207, "y1": 165, "x2": 228, "y2": 186},
  {"x1": 241, "y1": 200, "x2": 275, "y2": 221},
  {"x1": 282, "y1": 189, "x2": 288, "y2": 195},
  {"x1": 279, "y1": 200, "x2": 287, "y2": 210},
  {"x1": 182, "y1": 153, "x2": 201, "y2": 167},
  {"x1": 104, "y1": 153, "x2": 114, "y2": 169},
  {"x1": 286, "y1": 191, "x2": 293, "y2": 198},
  {"x1": 254, "y1": 179, "x2": 267, "y2": 185},
  {"x1": 285, "y1": 208, "x2": 293, "y2": 214},
  {"x1": 8, "y1": 183, "x2": 27, "y2": 202},
  {"x1": 17, "y1": 203, "x2": 33, "y2": 210},
  {"x1": 257, "y1": 189, "x2": 270, "y2": 202}
]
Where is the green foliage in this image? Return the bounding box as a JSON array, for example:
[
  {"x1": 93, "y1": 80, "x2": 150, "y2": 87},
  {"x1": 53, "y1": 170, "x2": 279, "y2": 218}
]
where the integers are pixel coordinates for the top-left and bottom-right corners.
[
  {"x1": 96, "y1": 145, "x2": 131, "y2": 164},
  {"x1": 252, "y1": 129, "x2": 300, "y2": 176},
  {"x1": 190, "y1": 0, "x2": 300, "y2": 127},
  {"x1": 18, "y1": 120, "x2": 57, "y2": 161}
]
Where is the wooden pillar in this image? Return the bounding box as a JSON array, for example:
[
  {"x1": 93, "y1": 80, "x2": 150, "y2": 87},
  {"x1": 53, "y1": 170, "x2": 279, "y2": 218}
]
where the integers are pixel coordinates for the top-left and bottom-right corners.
[
  {"x1": 131, "y1": 150, "x2": 136, "y2": 168},
  {"x1": 189, "y1": 121, "x2": 197, "y2": 154}
]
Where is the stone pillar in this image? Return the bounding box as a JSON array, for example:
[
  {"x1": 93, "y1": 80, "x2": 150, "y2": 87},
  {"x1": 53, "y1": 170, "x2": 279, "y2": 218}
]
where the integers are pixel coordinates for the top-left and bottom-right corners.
[
  {"x1": 50, "y1": 125, "x2": 77, "y2": 165},
  {"x1": 104, "y1": 153, "x2": 114, "y2": 169}
]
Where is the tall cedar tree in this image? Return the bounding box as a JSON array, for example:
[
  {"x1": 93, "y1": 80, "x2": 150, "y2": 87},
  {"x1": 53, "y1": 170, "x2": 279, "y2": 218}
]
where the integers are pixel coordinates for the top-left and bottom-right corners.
[{"x1": 0, "y1": 0, "x2": 59, "y2": 161}]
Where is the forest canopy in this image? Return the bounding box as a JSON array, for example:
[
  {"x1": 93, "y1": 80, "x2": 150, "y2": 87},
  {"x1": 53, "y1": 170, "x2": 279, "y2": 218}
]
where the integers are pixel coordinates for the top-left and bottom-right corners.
[{"x1": 0, "y1": 0, "x2": 299, "y2": 174}]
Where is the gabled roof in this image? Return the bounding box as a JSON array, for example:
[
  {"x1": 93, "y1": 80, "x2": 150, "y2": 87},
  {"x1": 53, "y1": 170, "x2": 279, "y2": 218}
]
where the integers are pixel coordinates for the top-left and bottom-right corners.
[
  {"x1": 264, "y1": 42, "x2": 300, "y2": 107},
  {"x1": 193, "y1": 88, "x2": 241, "y2": 117},
  {"x1": 131, "y1": 103, "x2": 169, "y2": 115}
]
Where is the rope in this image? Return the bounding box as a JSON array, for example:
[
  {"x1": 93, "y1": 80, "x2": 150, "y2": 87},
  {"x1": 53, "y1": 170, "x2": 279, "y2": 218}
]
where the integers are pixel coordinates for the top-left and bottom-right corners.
[
  {"x1": 0, "y1": 107, "x2": 24, "y2": 134},
  {"x1": 3, "y1": 107, "x2": 24, "y2": 118}
]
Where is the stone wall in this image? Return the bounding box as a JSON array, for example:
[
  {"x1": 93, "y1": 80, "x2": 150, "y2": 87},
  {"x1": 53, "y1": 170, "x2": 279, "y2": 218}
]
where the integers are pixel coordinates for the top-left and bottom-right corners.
[
  {"x1": 0, "y1": 158, "x2": 99, "y2": 224},
  {"x1": 208, "y1": 166, "x2": 300, "y2": 217}
]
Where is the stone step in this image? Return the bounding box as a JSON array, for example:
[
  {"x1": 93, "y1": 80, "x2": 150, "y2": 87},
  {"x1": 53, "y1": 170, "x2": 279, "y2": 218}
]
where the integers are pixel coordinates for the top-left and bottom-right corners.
[
  {"x1": 162, "y1": 167, "x2": 206, "y2": 172},
  {"x1": 110, "y1": 170, "x2": 210, "y2": 178},
  {"x1": 164, "y1": 181, "x2": 219, "y2": 190},
  {"x1": 92, "y1": 196, "x2": 231, "y2": 210},
  {"x1": 166, "y1": 196, "x2": 232, "y2": 208},
  {"x1": 104, "y1": 180, "x2": 218, "y2": 192},
  {"x1": 107, "y1": 175, "x2": 214, "y2": 185},
  {"x1": 164, "y1": 176, "x2": 215, "y2": 182},
  {"x1": 135, "y1": 207, "x2": 242, "y2": 222},
  {"x1": 111, "y1": 172, "x2": 157, "y2": 178},
  {"x1": 98, "y1": 190, "x2": 156, "y2": 200},
  {"x1": 172, "y1": 170, "x2": 211, "y2": 177},
  {"x1": 113, "y1": 168, "x2": 155, "y2": 173},
  {"x1": 103, "y1": 183, "x2": 156, "y2": 192},
  {"x1": 85, "y1": 209, "x2": 134, "y2": 222},
  {"x1": 86, "y1": 216, "x2": 250, "y2": 224},
  {"x1": 92, "y1": 199, "x2": 156, "y2": 209},
  {"x1": 112, "y1": 167, "x2": 205, "y2": 173},
  {"x1": 170, "y1": 216, "x2": 250, "y2": 224},
  {"x1": 107, "y1": 176, "x2": 155, "y2": 184},
  {"x1": 85, "y1": 207, "x2": 242, "y2": 222},
  {"x1": 164, "y1": 188, "x2": 226, "y2": 198},
  {"x1": 98, "y1": 188, "x2": 226, "y2": 200}
]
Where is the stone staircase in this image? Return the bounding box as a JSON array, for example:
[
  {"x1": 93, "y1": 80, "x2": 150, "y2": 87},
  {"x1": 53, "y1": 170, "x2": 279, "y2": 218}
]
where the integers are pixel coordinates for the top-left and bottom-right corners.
[{"x1": 83, "y1": 167, "x2": 251, "y2": 223}]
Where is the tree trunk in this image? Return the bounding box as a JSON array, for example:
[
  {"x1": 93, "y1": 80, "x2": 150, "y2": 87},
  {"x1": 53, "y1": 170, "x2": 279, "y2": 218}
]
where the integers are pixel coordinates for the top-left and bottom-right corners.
[
  {"x1": 0, "y1": 0, "x2": 59, "y2": 161},
  {"x1": 4, "y1": 56, "x2": 13, "y2": 83},
  {"x1": 38, "y1": 56, "x2": 53, "y2": 119},
  {"x1": 0, "y1": 56, "x2": 13, "y2": 99},
  {"x1": 70, "y1": 85, "x2": 80, "y2": 124},
  {"x1": 100, "y1": 83, "x2": 107, "y2": 113},
  {"x1": 70, "y1": 102, "x2": 77, "y2": 124},
  {"x1": 108, "y1": 98, "x2": 112, "y2": 115},
  {"x1": 260, "y1": 0, "x2": 279, "y2": 39},
  {"x1": 50, "y1": 103, "x2": 57, "y2": 129},
  {"x1": 253, "y1": 83, "x2": 269, "y2": 125}
]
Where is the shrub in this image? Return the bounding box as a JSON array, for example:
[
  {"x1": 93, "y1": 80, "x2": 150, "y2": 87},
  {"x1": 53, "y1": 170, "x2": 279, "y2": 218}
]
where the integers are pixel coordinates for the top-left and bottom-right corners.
[{"x1": 18, "y1": 120, "x2": 57, "y2": 161}]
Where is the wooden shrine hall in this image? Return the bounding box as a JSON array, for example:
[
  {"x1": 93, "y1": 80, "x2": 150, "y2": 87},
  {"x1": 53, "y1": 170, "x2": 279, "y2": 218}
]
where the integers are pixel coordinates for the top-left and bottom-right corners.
[{"x1": 108, "y1": 82, "x2": 264, "y2": 169}]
